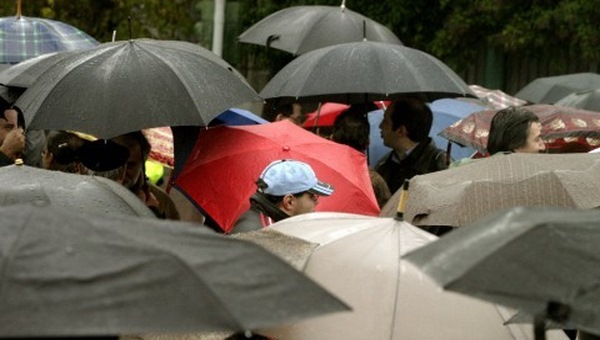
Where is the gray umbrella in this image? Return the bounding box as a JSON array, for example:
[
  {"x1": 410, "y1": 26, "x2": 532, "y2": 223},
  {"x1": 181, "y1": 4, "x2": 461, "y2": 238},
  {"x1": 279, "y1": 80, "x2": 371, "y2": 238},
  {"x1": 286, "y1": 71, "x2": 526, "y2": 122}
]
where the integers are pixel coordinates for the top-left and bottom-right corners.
[
  {"x1": 404, "y1": 206, "x2": 600, "y2": 339},
  {"x1": 15, "y1": 38, "x2": 260, "y2": 138},
  {"x1": 0, "y1": 50, "x2": 76, "y2": 88},
  {"x1": 515, "y1": 73, "x2": 600, "y2": 104},
  {"x1": 0, "y1": 164, "x2": 155, "y2": 218},
  {"x1": 555, "y1": 89, "x2": 600, "y2": 112},
  {"x1": 238, "y1": 3, "x2": 402, "y2": 55},
  {"x1": 259, "y1": 41, "x2": 475, "y2": 104},
  {"x1": 0, "y1": 203, "x2": 349, "y2": 337}
]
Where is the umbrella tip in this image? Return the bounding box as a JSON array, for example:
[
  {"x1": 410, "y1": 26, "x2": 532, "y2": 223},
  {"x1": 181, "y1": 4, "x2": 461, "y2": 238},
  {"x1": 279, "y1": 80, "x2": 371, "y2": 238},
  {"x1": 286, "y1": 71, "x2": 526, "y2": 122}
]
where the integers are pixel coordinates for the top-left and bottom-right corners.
[
  {"x1": 16, "y1": 0, "x2": 22, "y2": 19},
  {"x1": 14, "y1": 158, "x2": 24, "y2": 166},
  {"x1": 340, "y1": 0, "x2": 346, "y2": 11},
  {"x1": 394, "y1": 179, "x2": 410, "y2": 221}
]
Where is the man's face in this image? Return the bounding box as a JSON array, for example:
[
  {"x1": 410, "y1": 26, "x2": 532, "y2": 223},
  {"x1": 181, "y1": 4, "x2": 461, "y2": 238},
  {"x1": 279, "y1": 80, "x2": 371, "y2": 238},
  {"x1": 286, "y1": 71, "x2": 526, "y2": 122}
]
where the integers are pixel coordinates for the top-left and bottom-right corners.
[
  {"x1": 123, "y1": 142, "x2": 144, "y2": 189},
  {"x1": 379, "y1": 104, "x2": 396, "y2": 148},
  {"x1": 289, "y1": 191, "x2": 319, "y2": 216},
  {"x1": 0, "y1": 109, "x2": 18, "y2": 145},
  {"x1": 515, "y1": 122, "x2": 545, "y2": 153}
]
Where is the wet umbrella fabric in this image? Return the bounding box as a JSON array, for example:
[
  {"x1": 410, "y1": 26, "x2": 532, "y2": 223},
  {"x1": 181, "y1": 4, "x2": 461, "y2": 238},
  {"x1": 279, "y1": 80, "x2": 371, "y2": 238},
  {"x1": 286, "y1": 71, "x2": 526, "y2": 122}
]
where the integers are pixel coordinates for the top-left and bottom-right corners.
[
  {"x1": 0, "y1": 16, "x2": 98, "y2": 64},
  {"x1": 469, "y1": 84, "x2": 527, "y2": 109},
  {"x1": 174, "y1": 120, "x2": 380, "y2": 233},
  {"x1": 259, "y1": 41, "x2": 475, "y2": 104},
  {"x1": 555, "y1": 89, "x2": 600, "y2": 112},
  {"x1": 404, "y1": 153, "x2": 600, "y2": 227},
  {"x1": 0, "y1": 164, "x2": 155, "y2": 218},
  {"x1": 15, "y1": 39, "x2": 260, "y2": 138},
  {"x1": 238, "y1": 5, "x2": 402, "y2": 55},
  {"x1": 515, "y1": 73, "x2": 600, "y2": 104},
  {"x1": 404, "y1": 206, "x2": 600, "y2": 338},
  {"x1": 0, "y1": 50, "x2": 75, "y2": 88},
  {"x1": 251, "y1": 212, "x2": 554, "y2": 340},
  {"x1": 0, "y1": 203, "x2": 349, "y2": 337},
  {"x1": 439, "y1": 104, "x2": 600, "y2": 154}
]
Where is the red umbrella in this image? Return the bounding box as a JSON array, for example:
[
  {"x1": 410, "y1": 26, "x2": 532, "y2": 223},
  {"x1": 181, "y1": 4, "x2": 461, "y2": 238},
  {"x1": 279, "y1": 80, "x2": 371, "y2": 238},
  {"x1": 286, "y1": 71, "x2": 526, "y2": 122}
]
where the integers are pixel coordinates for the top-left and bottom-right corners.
[
  {"x1": 174, "y1": 120, "x2": 379, "y2": 233},
  {"x1": 439, "y1": 104, "x2": 600, "y2": 153}
]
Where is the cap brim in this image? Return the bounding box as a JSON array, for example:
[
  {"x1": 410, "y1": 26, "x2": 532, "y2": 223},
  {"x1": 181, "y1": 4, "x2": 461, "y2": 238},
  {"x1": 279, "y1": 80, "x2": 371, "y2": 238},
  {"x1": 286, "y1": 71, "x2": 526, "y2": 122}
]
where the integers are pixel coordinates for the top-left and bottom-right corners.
[{"x1": 308, "y1": 181, "x2": 334, "y2": 196}]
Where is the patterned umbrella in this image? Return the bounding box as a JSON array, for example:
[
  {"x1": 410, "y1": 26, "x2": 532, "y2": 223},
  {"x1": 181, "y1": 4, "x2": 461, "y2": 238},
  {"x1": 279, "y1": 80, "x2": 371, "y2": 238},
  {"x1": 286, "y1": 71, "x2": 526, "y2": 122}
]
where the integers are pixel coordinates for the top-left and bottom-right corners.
[
  {"x1": 0, "y1": 1, "x2": 98, "y2": 64},
  {"x1": 439, "y1": 104, "x2": 600, "y2": 154}
]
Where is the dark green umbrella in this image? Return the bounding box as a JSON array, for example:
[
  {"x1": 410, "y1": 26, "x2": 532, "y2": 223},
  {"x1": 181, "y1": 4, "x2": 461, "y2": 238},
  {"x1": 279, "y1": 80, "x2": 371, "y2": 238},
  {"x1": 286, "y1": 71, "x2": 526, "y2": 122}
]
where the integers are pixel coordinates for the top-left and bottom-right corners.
[
  {"x1": 0, "y1": 203, "x2": 349, "y2": 338},
  {"x1": 404, "y1": 206, "x2": 600, "y2": 339}
]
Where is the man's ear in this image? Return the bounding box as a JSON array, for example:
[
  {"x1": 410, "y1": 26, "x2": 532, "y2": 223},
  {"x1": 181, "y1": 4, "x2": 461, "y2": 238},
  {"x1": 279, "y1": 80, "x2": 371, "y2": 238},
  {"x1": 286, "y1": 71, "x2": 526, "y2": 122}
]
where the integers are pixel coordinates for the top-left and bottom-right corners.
[
  {"x1": 275, "y1": 113, "x2": 285, "y2": 122},
  {"x1": 280, "y1": 194, "x2": 295, "y2": 211}
]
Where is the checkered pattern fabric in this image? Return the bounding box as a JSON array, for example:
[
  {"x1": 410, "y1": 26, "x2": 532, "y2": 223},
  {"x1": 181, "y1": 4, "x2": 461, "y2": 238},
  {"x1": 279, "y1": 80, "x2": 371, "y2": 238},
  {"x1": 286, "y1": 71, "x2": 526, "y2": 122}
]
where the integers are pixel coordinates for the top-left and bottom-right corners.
[
  {"x1": 0, "y1": 16, "x2": 98, "y2": 64},
  {"x1": 469, "y1": 84, "x2": 527, "y2": 109}
]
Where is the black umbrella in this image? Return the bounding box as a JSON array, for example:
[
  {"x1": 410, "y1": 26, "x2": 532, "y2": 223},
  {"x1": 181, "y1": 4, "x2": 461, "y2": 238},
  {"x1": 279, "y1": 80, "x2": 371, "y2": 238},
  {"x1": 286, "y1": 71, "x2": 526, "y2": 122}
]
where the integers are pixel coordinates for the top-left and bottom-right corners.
[
  {"x1": 238, "y1": 3, "x2": 402, "y2": 55},
  {"x1": 404, "y1": 206, "x2": 600, "y2": 339},
  {"x1": 259, "y1": 41, "x2": 475, "y2": 104},
  {"x1": 515, "y1": 73, "x2": 600, "y2": 104},
  {"x1": 0, "y1": 164, "x2": 155, "y2": 218},
  {"x1": 15, "y1": 39, "x2": 260, "y2": 138},
  {"x1": 555, "y1": 89, "x2": 600, "y2": 112},
  {"x1": 0, "y1": 203, "x2": 350, "y2": 337},
  {"x1": 0, "y1": 50, "x2": 76, "y2": 89}
]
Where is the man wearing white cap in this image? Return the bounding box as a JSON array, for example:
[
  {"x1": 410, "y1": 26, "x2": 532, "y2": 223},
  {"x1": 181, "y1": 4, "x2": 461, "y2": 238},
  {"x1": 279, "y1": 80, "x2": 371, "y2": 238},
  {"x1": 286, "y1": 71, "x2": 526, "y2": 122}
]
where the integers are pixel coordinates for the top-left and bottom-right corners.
[{"x1": 230, "y1": 159, "x2": 334, "y2": 234}]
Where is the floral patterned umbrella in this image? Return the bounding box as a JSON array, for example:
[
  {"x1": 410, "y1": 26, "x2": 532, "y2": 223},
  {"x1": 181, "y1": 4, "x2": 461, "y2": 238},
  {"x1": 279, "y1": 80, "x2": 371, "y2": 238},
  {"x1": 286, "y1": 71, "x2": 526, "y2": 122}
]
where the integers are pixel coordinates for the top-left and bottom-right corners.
[{"x1": 438, "y1": 104, "x2": 600, "y2": 154}]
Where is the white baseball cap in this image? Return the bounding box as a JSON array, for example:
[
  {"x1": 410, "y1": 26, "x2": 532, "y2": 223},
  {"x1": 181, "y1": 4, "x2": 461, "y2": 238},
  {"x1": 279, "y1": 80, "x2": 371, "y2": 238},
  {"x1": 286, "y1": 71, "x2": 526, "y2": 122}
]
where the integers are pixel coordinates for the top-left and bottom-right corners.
[{"x1": 258, "y1": 159, "x2": 334, "y2": 196}]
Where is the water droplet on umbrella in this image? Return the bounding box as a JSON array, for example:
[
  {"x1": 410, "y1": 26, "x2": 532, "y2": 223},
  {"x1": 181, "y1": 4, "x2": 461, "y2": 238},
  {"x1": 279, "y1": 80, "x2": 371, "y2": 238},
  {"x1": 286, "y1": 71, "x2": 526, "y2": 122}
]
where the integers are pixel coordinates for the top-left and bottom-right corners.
[{"x1": 282, "y1": 145, "x2": 290, "y2": 151}]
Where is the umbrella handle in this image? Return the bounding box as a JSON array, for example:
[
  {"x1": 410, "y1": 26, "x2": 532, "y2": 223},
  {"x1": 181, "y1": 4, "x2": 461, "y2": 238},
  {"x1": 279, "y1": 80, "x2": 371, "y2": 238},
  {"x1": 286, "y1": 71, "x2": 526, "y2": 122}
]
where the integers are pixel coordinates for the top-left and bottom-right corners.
[
  {"x1": 16, "y1": 0, "x2": 22, "y2": 19},
  {"x1": 533, "y1": 314, "x2": 546, "y2": 340}
]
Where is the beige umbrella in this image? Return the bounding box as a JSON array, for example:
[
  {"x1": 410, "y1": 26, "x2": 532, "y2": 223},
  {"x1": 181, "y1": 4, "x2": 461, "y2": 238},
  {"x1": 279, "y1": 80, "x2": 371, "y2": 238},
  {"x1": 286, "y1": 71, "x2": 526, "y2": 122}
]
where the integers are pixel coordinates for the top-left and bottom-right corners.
[
  {"x1": 243, "y1": 212, "x2": 568, "y2": 340},
  {"x1": 404, "y1": 153, "x2": 600, "y2": 228}
]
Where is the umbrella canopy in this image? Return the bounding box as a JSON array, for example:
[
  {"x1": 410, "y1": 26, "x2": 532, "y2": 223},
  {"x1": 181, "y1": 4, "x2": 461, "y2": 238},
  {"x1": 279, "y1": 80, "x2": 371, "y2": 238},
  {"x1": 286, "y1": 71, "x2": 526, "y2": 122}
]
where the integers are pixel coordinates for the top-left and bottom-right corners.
[
  {"x1": 0, "y1": 50, "x2": 75, "y2": 88},
  {"x1": 238, "y1": 4, "x2": 402, "y2": 55},
  {"x1": 555, "y1": 89, "x2": 600, "y2": 112},
  {"x1": 404, "y1": 153, "x2": 600, "y2": 227},
  {"x1": 439, "y1": 104, "x2": 600, "y2": 154},
  {"x1": 0, "y1": 203, "x2": 349, "y2": 337},
  {"x1": 15, "y1": 38, "x2": 260, "y2": 138},
  {"x1": 144, "y1": 108, "x2": 266, "y2": 168},
  {"x1": 252, "y1": 212, "x2": 560, "y2": 340},
  {"x1": 0, "y1": 164, "x2": 155, "y2": 218},
  {"x1": 0, "y1": 13, "x2": 98, "y2": 64},
  {"x1": 515, "y1": 73, "x2": 600, "y2": 104},
  {"x1": 404, "y1": 206, "x2": 600, "y2": 337},
  {"x1": 173, "y1": 120, "x2": 380, "y2": 233},
  {"x1": 469, "y1": 84, "x2": 527, "y2": 109},
  {"x1": 259, "y1": 41, "x2": 475, "y2": 104}
]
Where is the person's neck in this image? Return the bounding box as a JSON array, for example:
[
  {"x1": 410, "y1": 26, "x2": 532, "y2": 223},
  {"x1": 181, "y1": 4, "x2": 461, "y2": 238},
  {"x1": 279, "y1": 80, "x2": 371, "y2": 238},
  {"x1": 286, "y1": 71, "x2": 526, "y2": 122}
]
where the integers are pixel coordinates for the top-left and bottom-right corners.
[{"x1": 394, "y1": 138, "x2": 418, "y2": 156}]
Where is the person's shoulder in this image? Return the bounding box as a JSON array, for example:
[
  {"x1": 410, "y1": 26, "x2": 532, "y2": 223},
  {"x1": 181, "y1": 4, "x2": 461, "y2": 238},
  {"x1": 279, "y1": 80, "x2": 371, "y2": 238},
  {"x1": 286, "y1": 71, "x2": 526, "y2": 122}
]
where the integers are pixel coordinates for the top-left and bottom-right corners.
[
  {"x1": 230, "y1": 208, "x2": 263, "y2": 234},
  {"x1": 373, "y1": 151, "x2": 393, "y2": 170}
]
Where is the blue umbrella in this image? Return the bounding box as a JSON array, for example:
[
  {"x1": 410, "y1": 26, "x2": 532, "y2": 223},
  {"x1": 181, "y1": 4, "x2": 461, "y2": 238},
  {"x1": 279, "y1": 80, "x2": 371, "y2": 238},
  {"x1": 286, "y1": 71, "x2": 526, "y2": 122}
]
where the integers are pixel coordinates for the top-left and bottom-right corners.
[
  {"x1": 429, "y1": 98, "x2": 486, "y2": 160},
  {"x1": 210, "y1": 107, "x2": 268, "y2": 126},
  {"x1": 0, "y1": 2, "x2": 98, "y2": 64}
]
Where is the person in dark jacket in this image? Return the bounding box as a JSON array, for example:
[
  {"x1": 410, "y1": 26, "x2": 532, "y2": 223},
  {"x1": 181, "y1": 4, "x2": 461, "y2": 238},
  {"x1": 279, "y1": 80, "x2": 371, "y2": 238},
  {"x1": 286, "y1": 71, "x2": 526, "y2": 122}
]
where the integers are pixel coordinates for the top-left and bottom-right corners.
[
  {"x1": 375, "y1": 97, "x2": 448, "y2": 193},
  {"x1": 231, "y1": 159, "x2": 334, "y2": 234}
]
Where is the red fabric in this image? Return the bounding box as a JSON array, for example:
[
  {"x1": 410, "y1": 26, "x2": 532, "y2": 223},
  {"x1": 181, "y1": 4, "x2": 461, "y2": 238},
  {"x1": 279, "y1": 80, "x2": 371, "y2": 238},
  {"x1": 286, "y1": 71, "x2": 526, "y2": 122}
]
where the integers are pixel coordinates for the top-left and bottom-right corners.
[
  {"x1": 302, "y1": 103, "x2": 350, "y2": 128},
  {"x1": 441, "y1": 104, "x2": 600, "y2": 153},
  {"x1": 174, "y1": 120, "x2": 380, "y2": 233}
]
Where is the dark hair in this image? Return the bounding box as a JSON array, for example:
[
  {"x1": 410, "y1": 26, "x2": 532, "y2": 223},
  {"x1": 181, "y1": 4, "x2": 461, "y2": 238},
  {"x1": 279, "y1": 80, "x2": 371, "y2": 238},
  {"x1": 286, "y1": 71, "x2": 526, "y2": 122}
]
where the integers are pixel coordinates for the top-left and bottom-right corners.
[
  {"x1": 112, "y1": 131, "x2": 151, "y2": 159},
  {"x1": 331, "y1": 104, "x2": 374, "y2": 152},
  {"x1": 487, "y1": 106, "x2": 540, "y2": 155},
  {"x1": 44, "y1": 130, "x2": 86, "y2": 172},
  {"x1": 262, "y1": 102, "x2": 305, "y2": 124},
  {"x1": 389, "y1": 97, "x2": 432, "y2": 142}
]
